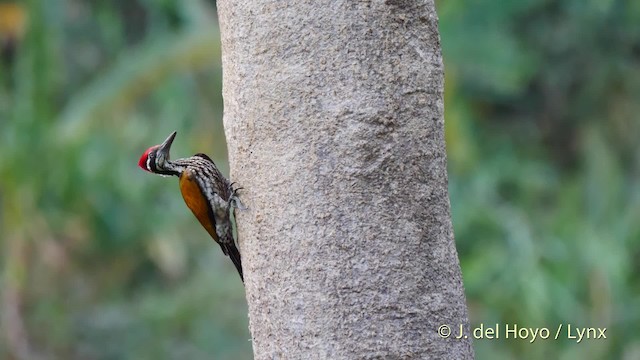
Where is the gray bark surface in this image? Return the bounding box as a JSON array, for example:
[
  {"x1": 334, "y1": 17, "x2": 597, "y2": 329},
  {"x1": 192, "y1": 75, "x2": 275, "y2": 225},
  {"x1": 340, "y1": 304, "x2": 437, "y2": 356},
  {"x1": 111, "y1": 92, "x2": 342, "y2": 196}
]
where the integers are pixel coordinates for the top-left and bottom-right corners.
[{"x1": 218, "y1": 1, "x2": 474, "y2": 359}]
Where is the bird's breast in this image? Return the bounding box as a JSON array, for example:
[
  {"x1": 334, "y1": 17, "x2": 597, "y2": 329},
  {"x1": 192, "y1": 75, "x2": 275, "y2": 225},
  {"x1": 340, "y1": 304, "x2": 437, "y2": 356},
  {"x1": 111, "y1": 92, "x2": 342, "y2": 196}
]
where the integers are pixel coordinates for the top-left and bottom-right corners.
[{"x1": 179, "y1": 169, "x2": 219, "y2": 242}]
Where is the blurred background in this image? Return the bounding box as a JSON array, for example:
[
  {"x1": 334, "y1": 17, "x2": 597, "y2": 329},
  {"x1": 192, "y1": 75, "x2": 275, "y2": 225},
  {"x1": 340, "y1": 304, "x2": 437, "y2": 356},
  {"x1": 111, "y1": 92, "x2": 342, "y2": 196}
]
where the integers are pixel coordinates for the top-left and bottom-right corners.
[{"x1": 0, "y1": 0, "x2": 637, "y2": 359}]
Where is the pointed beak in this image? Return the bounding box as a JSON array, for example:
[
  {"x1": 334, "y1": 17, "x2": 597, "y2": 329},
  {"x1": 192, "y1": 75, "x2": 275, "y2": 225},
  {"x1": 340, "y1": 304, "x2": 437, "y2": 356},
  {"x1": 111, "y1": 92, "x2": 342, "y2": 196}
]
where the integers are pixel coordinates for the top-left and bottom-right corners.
[{"x1": 157, "y1": 131, "x2": 177, "y2": 159}]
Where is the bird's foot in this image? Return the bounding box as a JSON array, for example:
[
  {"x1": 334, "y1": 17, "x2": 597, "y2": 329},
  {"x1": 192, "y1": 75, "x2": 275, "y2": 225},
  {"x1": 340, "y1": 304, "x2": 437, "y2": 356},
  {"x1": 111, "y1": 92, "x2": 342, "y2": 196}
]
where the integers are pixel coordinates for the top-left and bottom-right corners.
[{"x1": 229, "y1": 183, "x2": 248, "y2": 211}]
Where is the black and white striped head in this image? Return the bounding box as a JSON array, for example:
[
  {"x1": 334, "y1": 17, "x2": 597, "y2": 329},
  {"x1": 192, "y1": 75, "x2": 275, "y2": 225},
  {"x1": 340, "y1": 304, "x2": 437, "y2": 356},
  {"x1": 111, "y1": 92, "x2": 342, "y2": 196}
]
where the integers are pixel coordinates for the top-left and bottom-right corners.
[{"x1": 138, "y1": 131, "x2": 179, "y2": 176}]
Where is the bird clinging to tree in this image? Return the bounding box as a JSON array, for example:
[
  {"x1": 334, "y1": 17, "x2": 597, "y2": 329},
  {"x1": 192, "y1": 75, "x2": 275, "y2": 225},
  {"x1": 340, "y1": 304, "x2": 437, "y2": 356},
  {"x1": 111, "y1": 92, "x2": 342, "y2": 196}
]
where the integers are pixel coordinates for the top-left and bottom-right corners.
[{"x1": 138, "y1": 131, "x2": 243, "y2": 282}]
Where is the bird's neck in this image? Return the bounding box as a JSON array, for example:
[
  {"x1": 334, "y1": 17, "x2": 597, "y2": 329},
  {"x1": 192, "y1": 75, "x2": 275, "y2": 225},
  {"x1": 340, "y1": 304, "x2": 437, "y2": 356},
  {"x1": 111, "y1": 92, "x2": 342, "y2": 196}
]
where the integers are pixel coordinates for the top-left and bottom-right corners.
[{"x1": 157, "y1": 157, "x2": 190, "y2": 177}]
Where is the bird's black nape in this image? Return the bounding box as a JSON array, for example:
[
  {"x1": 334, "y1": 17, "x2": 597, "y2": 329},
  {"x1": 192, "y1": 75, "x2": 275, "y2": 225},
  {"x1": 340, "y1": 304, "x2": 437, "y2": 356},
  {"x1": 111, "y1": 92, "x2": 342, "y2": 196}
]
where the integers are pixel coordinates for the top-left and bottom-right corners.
[{"x1": 193, "y1": 153, "x2": 214, "y2": 162}]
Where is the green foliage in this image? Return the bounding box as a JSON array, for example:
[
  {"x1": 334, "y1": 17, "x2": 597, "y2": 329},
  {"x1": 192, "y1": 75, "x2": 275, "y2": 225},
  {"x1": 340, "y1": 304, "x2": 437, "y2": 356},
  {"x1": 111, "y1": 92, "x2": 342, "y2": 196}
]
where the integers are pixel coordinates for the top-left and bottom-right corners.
[
  {"x1": 440, "y1": 0, "x2": 640, "y2": 358},
  {"x1": 1, "y1": 1, "x2": 248, "y2": 359}
]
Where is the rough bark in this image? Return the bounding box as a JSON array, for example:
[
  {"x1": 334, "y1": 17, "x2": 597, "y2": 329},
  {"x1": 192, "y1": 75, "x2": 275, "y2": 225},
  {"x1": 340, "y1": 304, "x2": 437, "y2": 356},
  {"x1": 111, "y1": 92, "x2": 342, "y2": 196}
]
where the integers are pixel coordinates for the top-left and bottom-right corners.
[{"x1": 218, "y1": 1, "x2": 474, "y2": 359}]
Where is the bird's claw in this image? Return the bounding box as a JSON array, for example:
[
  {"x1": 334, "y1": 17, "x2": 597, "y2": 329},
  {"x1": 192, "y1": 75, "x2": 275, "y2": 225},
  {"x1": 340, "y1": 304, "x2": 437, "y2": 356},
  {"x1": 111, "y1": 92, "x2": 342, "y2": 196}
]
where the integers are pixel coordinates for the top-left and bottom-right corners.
[{"x1": 229, "y1": 183, "x2": 248, "y2": 211}]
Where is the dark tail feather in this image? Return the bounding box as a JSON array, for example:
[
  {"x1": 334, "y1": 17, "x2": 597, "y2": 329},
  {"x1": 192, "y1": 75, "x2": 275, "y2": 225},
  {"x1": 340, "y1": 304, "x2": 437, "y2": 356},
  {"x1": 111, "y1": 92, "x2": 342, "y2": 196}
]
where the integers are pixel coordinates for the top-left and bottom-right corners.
[{"x1": 225, "y1": 243, "x2": 244, "y2": 283}]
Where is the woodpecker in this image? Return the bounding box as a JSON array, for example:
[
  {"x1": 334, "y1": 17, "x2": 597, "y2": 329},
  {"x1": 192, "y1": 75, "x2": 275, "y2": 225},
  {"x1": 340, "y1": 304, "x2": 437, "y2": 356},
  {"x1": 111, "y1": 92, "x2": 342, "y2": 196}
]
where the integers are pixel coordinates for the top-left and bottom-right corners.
[{"x1": 138, "y1": 131, "x2": 243, "y2": 282}]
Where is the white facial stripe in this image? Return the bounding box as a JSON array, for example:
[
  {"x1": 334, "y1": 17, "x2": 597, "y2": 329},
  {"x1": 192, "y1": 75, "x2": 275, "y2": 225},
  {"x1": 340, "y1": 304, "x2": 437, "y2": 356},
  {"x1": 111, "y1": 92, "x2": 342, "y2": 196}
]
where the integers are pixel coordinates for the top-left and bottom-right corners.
[{"x1": 146, "y1": 153, "x2": 152, "y2": 171}]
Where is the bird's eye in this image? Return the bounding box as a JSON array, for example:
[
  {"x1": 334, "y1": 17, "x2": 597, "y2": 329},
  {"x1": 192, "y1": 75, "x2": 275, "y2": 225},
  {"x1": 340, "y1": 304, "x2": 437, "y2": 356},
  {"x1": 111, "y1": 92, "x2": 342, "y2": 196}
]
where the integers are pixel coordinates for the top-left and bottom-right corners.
[{"x1": 146, "y1": 151, "x2": 154, "y2": 171}]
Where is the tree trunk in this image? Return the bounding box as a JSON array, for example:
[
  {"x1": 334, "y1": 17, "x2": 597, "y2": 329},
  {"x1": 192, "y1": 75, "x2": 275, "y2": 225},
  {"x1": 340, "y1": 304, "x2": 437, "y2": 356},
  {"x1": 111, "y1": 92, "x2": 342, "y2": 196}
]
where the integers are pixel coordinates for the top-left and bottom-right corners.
[{"x1": 218, "y1": 1, "x2": 474, "y2": 358}]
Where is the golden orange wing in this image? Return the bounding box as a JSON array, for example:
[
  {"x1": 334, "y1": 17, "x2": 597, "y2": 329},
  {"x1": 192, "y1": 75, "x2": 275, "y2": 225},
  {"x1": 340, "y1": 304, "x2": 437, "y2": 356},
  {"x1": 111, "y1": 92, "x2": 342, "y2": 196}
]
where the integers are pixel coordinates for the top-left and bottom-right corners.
[{"x1": 179, "y1": 169, "x2": 220, "y2": 242}]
